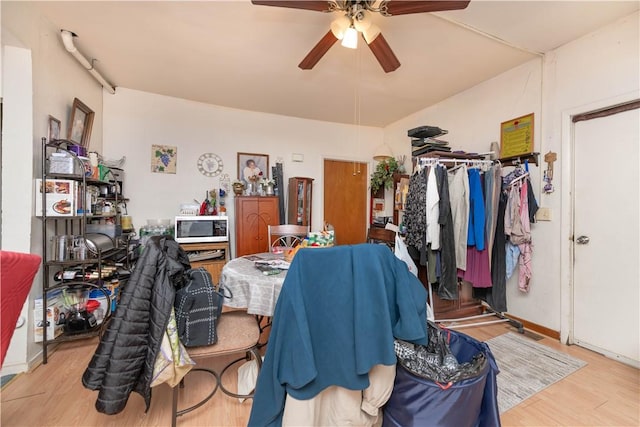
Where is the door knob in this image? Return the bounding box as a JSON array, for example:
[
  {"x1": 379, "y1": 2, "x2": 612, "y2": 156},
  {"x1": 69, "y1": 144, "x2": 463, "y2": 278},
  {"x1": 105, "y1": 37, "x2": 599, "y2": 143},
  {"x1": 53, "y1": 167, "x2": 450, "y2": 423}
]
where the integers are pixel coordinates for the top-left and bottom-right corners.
[{"x1": 576, "y1": 235, "x2": 590, "y2": 245}]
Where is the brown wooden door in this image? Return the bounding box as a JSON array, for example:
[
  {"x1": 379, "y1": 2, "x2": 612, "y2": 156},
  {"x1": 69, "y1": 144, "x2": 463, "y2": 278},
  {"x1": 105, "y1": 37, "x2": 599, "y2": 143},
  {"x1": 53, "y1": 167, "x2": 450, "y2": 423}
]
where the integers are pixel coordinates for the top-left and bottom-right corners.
[{"x1": 323, "y1": 159, "x2": 368, "y2": 245}]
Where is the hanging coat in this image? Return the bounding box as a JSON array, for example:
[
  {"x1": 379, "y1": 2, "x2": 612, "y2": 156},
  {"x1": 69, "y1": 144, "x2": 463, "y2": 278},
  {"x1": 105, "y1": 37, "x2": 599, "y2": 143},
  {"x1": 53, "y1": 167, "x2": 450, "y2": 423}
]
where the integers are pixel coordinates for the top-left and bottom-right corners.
[{"x1": 435, "y1": 165, "x2": 458, "y2": 300}]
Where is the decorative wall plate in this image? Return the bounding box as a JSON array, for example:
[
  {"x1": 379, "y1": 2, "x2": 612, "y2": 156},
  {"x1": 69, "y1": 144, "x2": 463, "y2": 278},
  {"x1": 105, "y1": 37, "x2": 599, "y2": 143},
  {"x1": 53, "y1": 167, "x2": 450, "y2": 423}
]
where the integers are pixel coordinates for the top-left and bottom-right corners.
[{"x1": 197, "y1": 153, "x2": 223, "y2": 177}]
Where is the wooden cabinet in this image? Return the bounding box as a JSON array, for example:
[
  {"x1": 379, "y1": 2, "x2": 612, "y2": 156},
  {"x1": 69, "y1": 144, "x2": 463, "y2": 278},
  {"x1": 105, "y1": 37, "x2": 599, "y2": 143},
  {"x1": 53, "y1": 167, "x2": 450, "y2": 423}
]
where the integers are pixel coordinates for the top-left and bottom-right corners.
[
  {"x1": 180, "y1": 242, "x2": 229, "y2": 284},
  {"x1": 392, "y1": 173, "x2": 410, "y2": 227},
  {"x1": 418, "y1": 265, "x2": 483, "y2": 319},
  {"x1": 235, "y1": 196, "x2": 280, "y2": 257},
  {"x1": 287, "y1": 177, "x2": 313, "y2": 227}
]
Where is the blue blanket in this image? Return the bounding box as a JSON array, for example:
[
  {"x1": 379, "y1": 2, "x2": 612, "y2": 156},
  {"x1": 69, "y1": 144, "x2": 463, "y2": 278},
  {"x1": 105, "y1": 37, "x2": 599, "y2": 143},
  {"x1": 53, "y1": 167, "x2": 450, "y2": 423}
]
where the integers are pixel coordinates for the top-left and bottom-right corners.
[{"x1": 249, "y1": 244, "x2": 428, "y2": 426}]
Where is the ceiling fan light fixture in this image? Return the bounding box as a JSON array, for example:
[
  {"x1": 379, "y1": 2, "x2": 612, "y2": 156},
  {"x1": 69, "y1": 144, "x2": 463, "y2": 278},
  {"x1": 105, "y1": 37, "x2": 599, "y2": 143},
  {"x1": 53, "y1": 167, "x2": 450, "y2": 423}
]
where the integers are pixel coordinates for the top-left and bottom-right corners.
[
  {"x1": 353, "y1": 11, "x2": 372, "y2": 33},
  {"x1": 341, "y1": 26, "x2": 358, "y2": 49},
  {"x1": 330, "y1": 14, "x2": 351, "y2": 39}
]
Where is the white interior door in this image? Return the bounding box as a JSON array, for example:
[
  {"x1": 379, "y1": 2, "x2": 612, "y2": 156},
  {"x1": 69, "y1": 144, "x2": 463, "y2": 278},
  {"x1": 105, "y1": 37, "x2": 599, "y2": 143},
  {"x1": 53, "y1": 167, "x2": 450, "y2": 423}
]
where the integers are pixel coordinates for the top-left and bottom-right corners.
[{"x1": 573, "y1": 106, "x2": 639, "y2": 366}]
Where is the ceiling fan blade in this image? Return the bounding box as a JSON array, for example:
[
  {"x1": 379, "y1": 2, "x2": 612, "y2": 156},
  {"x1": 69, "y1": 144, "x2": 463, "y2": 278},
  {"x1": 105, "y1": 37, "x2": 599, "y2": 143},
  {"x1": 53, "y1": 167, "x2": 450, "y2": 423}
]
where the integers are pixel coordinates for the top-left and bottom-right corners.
[
  {"x1": 383, "y1": 0, "x2": 470, "y2": 15},
  {"x1": 366, "y1": 33, "x2": 400, "y2": 73},
  {"x1": 298, "y1": 30, "x2": 338, "y2": 70},
  {"x1": 251, "y1": 1, "x2": 332, "y2": 12}
]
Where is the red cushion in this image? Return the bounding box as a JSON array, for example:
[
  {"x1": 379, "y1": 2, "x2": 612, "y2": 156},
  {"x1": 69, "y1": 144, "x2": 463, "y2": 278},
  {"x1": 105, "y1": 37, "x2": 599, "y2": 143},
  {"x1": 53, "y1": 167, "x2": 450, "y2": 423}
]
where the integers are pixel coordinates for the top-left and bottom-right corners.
[{"x1": 1, "y1": 251, "x2": 41, "y2": 367}]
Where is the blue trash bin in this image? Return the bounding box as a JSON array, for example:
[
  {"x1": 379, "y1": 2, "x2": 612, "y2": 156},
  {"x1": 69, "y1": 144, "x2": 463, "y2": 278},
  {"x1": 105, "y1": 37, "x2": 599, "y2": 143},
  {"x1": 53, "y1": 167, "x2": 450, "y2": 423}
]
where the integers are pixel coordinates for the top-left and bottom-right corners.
[{"x1": 383, "y1": 329, "x2": 501, "y2": 427}]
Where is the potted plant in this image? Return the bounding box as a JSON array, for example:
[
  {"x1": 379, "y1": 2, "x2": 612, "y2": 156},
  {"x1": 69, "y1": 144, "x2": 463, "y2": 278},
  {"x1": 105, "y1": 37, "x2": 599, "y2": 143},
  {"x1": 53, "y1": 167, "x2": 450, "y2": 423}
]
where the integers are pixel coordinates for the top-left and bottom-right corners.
[{"x1": 370, "y1": 157, "x2": 399, "y2": 193}]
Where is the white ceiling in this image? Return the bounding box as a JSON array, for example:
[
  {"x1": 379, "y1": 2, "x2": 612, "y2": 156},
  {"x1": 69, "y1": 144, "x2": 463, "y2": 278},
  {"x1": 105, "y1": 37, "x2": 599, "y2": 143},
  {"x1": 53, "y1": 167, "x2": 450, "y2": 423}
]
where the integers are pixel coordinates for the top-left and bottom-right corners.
[{"x1": 30, "y1": 0, "x2": 639, "y2": 127}]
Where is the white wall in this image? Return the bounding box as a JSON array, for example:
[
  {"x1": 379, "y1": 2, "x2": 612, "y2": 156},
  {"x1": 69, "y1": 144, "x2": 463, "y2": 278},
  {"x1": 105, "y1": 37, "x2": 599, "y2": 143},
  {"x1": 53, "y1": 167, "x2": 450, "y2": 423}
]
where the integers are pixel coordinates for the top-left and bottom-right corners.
[
  {"x1": 1, "y1": 2, "x2": 106, "y2": 373},
  {"x1": 103, "y1": 88, "x2": 383, "y2": 257},
  {"x1": 383, "y1": 11, "x2": 639, "y2": 333},
  {"x1": 1, "y1": 45, "x2": 34, "y2": 374}
]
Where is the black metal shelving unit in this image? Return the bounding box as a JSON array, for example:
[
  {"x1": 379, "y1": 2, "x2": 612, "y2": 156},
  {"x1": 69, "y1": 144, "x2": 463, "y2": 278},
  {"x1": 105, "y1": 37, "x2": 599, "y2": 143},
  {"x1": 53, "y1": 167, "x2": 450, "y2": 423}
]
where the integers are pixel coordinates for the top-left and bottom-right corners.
[{"x1": 38, "y1": 138, "x2": 128, "y2": 364}]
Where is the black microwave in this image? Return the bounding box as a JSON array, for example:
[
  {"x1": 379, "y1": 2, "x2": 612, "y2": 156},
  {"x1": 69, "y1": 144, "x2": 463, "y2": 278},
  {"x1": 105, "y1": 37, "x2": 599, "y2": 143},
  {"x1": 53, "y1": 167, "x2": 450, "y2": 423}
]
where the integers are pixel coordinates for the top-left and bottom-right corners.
[{"x1": 174, "y1": 215, "x2": 229, "y2": 243}]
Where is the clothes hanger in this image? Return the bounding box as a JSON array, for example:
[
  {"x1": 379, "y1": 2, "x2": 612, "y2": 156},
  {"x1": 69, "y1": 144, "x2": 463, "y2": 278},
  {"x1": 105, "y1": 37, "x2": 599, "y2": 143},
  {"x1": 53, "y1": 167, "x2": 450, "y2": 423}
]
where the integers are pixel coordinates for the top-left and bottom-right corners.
[{"x1": 507, "y1": 171, "x2": 529, "y2": 187}]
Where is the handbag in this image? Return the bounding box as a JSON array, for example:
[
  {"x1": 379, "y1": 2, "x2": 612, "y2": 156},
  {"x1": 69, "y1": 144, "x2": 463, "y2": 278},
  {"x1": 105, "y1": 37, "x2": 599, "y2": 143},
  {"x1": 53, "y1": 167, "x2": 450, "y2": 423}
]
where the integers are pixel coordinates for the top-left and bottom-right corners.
[{"x1": 174, "y1": 267, "x2": 232, "y2": 347}]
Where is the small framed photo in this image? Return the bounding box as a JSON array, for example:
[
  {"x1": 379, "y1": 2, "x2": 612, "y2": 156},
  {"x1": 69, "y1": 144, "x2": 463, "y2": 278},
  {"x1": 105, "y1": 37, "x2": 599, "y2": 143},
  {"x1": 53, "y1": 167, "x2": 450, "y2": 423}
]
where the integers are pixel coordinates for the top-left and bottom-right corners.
[
  {"x1": 67, "y1": 98, "x2": 95, "y2": 147},
  {"x1": 48, "y1": 115, "x2": 61, "y2": 142},
  {"x1": 237, "y1": 152, "x2": 269, "y2": 186}
]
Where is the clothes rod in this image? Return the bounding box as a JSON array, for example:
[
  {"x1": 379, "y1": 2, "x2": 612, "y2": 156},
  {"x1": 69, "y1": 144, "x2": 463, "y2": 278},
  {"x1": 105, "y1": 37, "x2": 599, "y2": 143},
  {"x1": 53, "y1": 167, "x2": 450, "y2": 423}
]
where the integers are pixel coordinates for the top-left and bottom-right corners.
[{"x1": 418, "y1": 158, "x2": 495, "y2": 165}]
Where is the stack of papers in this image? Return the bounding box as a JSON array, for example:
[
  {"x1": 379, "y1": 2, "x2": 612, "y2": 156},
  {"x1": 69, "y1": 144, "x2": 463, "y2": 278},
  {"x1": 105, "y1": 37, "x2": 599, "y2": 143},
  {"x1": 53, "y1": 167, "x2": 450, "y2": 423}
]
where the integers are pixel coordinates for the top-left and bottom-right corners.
[
  {"x1": 254, "y1": 259, "x2": 291, "y2": 275},
  {"x1": 188, "y1": 250, "x2": 223, "y2": 262}
]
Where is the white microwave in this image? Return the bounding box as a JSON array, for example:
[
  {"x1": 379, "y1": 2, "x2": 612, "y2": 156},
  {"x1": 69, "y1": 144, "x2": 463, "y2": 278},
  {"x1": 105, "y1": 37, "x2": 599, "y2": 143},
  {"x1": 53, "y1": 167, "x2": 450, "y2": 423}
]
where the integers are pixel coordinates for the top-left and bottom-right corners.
[{"x1": 174, "y1": 215, "x2": 229, "y2": 243}]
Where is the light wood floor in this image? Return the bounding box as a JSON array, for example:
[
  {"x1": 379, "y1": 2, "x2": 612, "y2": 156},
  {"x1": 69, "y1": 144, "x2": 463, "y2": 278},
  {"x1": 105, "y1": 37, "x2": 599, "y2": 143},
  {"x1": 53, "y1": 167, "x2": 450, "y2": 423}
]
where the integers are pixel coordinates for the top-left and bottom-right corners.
[{"x1": 1, "y1": 322, "x2": 638, "y2": 426}]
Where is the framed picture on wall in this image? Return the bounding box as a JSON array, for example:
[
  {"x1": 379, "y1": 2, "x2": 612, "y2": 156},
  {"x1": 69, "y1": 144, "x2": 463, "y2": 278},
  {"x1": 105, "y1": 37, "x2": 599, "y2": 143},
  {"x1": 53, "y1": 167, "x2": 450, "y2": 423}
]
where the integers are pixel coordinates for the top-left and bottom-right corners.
[
  {"x1": 67, "y1": 98, "x2": 95, "y2": 147},
  {"x1": 151, "y1": 144, "x2": 178, "y2": 174},
  {"x1": 48, "y1": 115, "x2": 61, "y2": 142},
  {"x1": 237, "y1": 152, "x2": 269, "y2": 186}
]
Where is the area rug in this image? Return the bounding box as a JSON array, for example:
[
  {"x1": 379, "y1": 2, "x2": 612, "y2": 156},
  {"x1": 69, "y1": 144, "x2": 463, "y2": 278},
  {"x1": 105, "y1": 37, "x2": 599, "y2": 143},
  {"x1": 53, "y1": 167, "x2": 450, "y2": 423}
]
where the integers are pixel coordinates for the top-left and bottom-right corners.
[
  {"x1": 486, "y1": 332, "x2": 587, "y2": 413},
  {"x1": 1, "y1": 374, "x2": 17, "y2": 389}
]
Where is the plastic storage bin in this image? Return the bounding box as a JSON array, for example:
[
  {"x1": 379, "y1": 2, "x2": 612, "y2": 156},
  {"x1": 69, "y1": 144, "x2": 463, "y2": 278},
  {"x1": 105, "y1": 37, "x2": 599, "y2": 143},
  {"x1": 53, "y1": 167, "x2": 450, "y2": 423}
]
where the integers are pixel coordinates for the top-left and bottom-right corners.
[{"x1": 48, "y1": 152, "x2": 75, "y2": 174}]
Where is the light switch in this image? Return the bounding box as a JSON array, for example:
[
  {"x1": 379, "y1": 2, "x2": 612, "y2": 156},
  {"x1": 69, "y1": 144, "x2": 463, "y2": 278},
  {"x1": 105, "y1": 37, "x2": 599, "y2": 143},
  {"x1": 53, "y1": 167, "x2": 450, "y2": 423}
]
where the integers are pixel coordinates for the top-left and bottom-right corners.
[
  {"x1": 292, "y1": 153, "x2": 304, "y2": 162},
  {"x1": 536, "y1": 207, "x2": 552, "y2": 221}
]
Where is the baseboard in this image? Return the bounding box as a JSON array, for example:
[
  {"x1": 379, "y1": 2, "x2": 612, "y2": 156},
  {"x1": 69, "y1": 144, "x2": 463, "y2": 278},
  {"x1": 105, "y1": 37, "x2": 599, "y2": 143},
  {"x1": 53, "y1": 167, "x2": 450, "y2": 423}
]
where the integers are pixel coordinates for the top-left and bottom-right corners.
[
  {"x1": 505, "y1": 314, "x2": 560, "y2": 340},
  {"x1": 0, "y1": 361, "x2": 28, "y2": 376}
]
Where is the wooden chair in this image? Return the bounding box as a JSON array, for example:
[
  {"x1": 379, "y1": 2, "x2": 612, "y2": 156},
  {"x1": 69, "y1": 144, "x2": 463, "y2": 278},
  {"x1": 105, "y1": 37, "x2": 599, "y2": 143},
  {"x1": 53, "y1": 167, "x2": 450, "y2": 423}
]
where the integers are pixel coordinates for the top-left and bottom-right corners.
[
  {"x1": 268, "y1": 224, "x2": 309, "y2": 251},
  {"x1": 171, "y1": 311, "x2": 262, "y2": 426},
  {"x1": 367, "y1": 227, "x2": 396, "y2": 250}
]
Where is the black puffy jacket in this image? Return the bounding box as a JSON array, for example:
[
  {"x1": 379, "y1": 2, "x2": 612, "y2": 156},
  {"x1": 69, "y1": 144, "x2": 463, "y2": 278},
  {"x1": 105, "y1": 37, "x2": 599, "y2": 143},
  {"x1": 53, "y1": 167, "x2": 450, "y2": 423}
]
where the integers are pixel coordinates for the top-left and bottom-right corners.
[{"x1": 82, "y1": 235, "x2": 190, "y2": 415}]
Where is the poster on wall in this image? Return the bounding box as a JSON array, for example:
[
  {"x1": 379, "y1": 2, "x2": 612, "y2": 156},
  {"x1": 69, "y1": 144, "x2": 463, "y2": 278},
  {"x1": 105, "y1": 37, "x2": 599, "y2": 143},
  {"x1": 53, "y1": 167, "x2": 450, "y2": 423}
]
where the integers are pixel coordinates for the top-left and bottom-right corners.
[
  {"x1": 500, "y1": 113, "x2": 534, "y2": 158},
  {"x1": 151, "y1": 144, "x2": 177, "y2": 174}
]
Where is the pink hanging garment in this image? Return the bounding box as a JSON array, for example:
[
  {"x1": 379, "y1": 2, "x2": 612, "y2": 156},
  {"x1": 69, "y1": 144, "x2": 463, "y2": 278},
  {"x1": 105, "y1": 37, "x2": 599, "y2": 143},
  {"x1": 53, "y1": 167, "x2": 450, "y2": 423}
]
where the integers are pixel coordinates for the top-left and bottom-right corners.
[{"x1": 517, "y1": 180, "x2": 532, "y2": 292}]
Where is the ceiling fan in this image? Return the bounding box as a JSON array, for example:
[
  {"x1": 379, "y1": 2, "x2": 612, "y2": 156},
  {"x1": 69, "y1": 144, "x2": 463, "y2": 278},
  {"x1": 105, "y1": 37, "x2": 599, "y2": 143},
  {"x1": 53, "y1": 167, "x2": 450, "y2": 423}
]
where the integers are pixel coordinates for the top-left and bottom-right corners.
[{"x1": 251, "y1": 0, "x2": 470, "y2": 73}]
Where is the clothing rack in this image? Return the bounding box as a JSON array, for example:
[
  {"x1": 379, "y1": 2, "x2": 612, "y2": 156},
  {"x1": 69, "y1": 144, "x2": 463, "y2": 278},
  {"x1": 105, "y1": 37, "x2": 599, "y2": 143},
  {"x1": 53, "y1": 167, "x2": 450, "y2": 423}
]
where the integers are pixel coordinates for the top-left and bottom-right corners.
[
  {"x1": 435, "y1": 300, "x2": 524, "y2": 332},
  {"x1": 428, "y1": 273, "x2": 524, "y2": 332},
  {"x1": 414, "y1": 156, "x2": 524, "y2": 333},
  {"x1": 416, "y1": 157, "x2": 496, "y2": 174},
  {"x1": 418, "y1": 157, "x2": 495, "y2": 166}
]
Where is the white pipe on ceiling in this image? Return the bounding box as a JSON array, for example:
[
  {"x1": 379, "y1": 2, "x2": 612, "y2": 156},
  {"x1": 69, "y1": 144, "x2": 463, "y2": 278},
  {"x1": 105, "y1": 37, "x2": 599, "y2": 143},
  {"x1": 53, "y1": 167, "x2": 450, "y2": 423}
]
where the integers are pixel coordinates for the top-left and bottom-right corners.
[{"x1": 60, "y1": 30, "x2": 116, "y2": 94}]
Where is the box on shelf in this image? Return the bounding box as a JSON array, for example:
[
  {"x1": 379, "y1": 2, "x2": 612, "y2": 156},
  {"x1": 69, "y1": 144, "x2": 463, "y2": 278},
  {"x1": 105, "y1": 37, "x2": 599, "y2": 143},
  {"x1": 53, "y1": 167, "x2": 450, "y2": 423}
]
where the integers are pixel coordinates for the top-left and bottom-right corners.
[
  {"x1": 34, "y1": 289, "x2": 68, "y2": 342},
  {"x1": 35, "y1": 179, "x2": 77, "y2": 217},
  {"x1": 48, "y1": 152, "x2": 75, "y2": 174},
  {"x1": 47, "y1": 152, "x2": 91, "y2": 177}
]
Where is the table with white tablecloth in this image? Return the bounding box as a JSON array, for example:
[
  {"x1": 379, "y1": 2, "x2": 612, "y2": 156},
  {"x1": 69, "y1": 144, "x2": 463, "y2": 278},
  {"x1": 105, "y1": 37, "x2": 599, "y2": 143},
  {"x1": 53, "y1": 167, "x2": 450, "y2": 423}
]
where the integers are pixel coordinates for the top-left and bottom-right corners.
[{"x1": 220, "y1": 253, "x2": 288, "y2": 317}]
